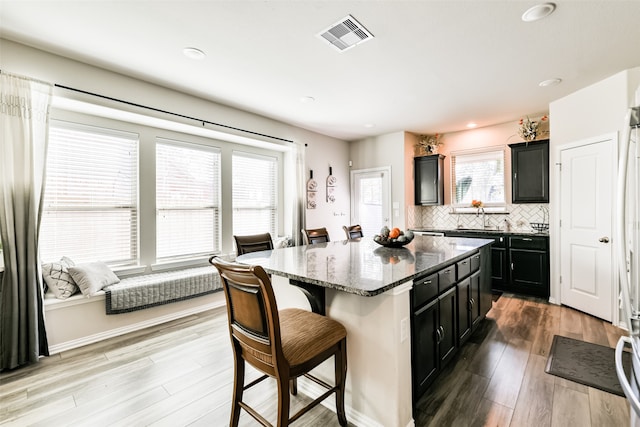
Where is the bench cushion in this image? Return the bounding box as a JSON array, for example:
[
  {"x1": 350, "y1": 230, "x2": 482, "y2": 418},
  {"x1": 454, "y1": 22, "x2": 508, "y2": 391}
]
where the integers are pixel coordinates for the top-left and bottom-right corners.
[{"x1": 104, "y1": 266, "x2": 221, "y2": 314}]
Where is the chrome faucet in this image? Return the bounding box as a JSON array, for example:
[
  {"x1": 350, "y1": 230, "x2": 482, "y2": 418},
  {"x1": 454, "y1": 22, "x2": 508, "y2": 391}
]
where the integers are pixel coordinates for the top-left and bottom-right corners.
[{"x1": 477, "y1": 207, "x2": 486, "y2": 229}]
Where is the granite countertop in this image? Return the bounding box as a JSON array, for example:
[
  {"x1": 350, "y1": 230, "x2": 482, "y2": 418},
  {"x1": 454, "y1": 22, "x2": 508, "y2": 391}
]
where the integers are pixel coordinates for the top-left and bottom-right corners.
[
  {"x1": 236, "y1": 235, "x2": 492, "y2": 297},
  {"x1": 411, "y1": 228, "x2": 549, "y2": 237}
]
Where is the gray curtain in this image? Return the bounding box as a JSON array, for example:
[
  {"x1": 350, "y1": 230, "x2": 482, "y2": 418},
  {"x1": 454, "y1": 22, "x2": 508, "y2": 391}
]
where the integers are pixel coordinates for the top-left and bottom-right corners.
[
  {"x1": 0, "y1": 72, "x2": 52, "y2": 370},
  {"x1": 285, "y1": 142, "x2": 306, "y2": 246}
]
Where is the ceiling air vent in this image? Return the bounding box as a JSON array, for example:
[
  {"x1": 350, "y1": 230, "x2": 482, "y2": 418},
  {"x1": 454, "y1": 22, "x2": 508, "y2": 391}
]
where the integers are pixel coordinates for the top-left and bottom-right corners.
[{"x1": 317, "y1": 15, "x2": 374, "y2": 52}]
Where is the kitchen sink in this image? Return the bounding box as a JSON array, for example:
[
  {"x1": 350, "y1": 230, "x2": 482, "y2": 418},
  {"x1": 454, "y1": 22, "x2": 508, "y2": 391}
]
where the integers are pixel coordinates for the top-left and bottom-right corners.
[{"x1": 452, "y1": 228, "x2": 501, "y2": 233}]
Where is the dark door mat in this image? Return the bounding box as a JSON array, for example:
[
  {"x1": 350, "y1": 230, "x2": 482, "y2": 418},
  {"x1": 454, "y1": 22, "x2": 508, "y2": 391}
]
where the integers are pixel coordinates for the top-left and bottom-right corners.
[{"x1": 545, "y1": 335, "x2": 631, "y2": 397}]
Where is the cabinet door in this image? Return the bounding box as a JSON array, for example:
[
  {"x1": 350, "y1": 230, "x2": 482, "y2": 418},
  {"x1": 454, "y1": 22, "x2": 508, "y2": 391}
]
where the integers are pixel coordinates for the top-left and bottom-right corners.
[
  {"x1": 470, "y1": 270, "x2": 482, "y2": 328},
  {"x1": 511, "y1": 140, "x2": 549, "y2": 203},
  {"x1": 438, "y1": 286, "x2": 457, "y2": 367},
  {"x1": 457, "y1": 277, "x2": 472, "y2": 345},
  {"x1": 491, "y1": 247, "x2": 507, "y2": 290},
  {"x1": 414, "y1": 155, "x2": 444, "y2": 206},
  {"x1": 509, "y1": 249, "x2": 549, "y2": 298},
  {"x1": 412, "y1": 298, "x2": 439, "y2": 399}
]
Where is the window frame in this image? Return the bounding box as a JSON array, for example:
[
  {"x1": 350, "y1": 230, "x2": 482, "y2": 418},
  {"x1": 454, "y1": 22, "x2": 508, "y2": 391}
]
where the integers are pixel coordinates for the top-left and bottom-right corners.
[
  {"x1": 155, "y1": 137, "x2": 222, "y2": 262},
  {"x1": 450, "y1": 146, "x2": 507, "y2": 212},
  {"x1": 41, "y1": 119, "x2": 139, "y2": 266},
  {"x1": 231, "y1": 150, "x2": 279, "y2": 238},
  {"x1": 44, "y1": 105, "x2": 286, "y2": 271}
]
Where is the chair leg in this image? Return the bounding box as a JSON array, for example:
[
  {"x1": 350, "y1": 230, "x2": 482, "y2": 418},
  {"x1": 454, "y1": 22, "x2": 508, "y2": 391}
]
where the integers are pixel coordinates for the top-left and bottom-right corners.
[
  {"x1": 290, "y1": 378, "x2": 298, "y2": 395},
  {"x1": 230, "y1": 351, "x2": 245, "y2": 427},
  {"x1": 335, "y1": 339, "x2": 348, "y2": 426},
  {"x1": 277, "y1": 376, "x2": 291, "y2": 427}
]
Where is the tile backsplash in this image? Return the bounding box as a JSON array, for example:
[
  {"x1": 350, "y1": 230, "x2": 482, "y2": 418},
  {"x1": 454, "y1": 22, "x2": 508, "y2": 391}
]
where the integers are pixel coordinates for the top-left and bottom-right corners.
[{"x1": 407, "y1": 204, "x2": 550, "y2": 233}]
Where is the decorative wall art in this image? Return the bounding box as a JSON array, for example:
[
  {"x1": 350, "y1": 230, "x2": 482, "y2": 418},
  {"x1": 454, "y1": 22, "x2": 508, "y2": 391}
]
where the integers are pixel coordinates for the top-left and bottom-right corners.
[
  {"x1": 326, "y1": 166, "x2": 337, "y2": 204},
  {"x1": 306, "y1": 170, "x2": 317, "y2": 209}
]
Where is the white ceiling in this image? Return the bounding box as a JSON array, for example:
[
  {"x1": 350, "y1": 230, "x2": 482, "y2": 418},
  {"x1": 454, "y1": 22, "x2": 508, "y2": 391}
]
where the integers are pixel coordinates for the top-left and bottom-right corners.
[{"x1": 1, "y1": 1, "x2": 639, "y2": 141}]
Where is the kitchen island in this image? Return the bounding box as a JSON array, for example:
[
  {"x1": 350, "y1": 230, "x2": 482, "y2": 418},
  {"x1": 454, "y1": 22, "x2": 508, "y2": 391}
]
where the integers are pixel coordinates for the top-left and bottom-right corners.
[{"x1": 237, "y1": 235, "x2": 492, "y2": 427}]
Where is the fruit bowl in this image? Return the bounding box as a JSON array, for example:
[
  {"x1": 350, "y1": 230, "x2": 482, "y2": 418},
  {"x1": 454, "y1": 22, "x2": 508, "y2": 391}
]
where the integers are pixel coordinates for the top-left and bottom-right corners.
[
  {"x1": 374, "y1": 239, "x2": 412, "y2": 248},
  {"x1": 373, "y1": 227, "x2": 415, "y2": 248}
]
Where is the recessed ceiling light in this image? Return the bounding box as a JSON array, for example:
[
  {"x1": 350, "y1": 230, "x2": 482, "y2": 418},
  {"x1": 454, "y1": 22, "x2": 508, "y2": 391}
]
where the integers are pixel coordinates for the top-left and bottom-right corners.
[
  {"x1": 522, "y1": 3, "x2": 556, "y2": 22},
  {"x1": 539, "y1": 78, "x2": 562, "y2": 87},
  {"x1": 467, "y1": 122, "x2": 478, "y2": 128},
  {"x1": 183, "y1": 47, "x2": 206, "y2": 60},
  {"x1": 364, "y1": 123, "x2": 376, "y2": 128},
  {"x1": 299, "y1": 96, "x2": 315, "y2": 103}
]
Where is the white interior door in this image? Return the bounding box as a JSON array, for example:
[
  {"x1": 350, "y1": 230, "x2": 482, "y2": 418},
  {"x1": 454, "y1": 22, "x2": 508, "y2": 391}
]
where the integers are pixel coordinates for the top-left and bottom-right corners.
[
  {"x1": 350, "y1": 167, "x2": 391, "y2": 237},
  {"x1": 560, "y1": 136, "x2": 615, "y2": 321}
]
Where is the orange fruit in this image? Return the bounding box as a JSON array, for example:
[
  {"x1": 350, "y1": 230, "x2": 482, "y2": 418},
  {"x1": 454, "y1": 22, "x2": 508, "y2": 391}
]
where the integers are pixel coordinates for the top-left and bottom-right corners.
[{"x1": 389, "y1": 227, "x2": 401, "y2": 239}]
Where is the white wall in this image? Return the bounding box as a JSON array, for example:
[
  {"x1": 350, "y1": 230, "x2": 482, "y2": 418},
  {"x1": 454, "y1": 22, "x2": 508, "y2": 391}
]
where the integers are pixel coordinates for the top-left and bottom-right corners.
[
  {"x1": 0, "y1": 39, "x2": 350, "y2": 252},
  {"x1": 549, "y1": 66, "x2": 640, "y2": 318},
  {"x1": 303, "y1": 139, "x2": 351, "y2": 240}
]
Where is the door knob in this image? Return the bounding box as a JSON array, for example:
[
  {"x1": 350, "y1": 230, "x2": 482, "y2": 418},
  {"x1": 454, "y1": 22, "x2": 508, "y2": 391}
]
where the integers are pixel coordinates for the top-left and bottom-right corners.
[{"x1": 599, "y1": 237, "x2": 610, "y2": 243}]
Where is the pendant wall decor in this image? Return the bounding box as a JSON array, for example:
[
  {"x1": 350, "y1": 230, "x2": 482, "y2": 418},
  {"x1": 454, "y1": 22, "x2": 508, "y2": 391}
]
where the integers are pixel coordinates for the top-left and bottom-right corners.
[
  {"x1": 306, "y1": 170, "x2": 317, "y2": 209},
  {"x1": 326, "y1": 166, "x2": 337, "y2": 203}
]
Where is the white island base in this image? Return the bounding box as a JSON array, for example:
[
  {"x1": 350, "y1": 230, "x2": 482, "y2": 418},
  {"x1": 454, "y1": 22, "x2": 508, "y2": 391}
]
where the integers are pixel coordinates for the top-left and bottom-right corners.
[{"x1": 271, "y1": 275, "x2": 414, "y2": 427}]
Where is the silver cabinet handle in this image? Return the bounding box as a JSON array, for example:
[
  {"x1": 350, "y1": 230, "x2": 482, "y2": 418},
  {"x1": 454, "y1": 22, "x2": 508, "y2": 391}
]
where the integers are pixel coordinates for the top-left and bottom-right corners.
[
  {"x1": 511, "y1": 262, "x2": 514, "y2": 271},
  {"x1": 599, "y1": 236, "x2": 610, "y2": 243},
  {"x1": 435, "y1": 327, "x2": 442, "y2": 343},
  {"x1": 522, "y1": 238, "x2": 533, "y2": 241}
]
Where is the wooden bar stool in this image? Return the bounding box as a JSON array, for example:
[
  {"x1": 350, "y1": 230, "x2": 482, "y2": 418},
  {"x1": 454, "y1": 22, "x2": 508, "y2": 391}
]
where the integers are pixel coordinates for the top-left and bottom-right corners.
[
  {"x1": 302, "y1": 227, "x2": 330, "y2": 245},
  {"x1": 234, "y1": 232, "x2": 274, "y2": 255},
  {"x1": 210, "y1": 257, "x2": 348, "y2": 427},
  {"x1": 342, "y1": 225, "x2": 363, "y2": 239}
]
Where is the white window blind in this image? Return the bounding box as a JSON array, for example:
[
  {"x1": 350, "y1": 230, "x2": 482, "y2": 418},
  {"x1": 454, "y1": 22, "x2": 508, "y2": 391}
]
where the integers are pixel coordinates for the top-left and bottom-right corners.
[
  {"x1": 451, "y1": 149, "x2": 505, "y2": 206},
  {"x1": 41, "y1": 121, "x2": 139, "y2": 265},
  {"x1": 156, "y1": 139, "x2": 221, "y2": 260},
  {"x1": 232, "y1": 151, "x2": 278, "y2": 237}
]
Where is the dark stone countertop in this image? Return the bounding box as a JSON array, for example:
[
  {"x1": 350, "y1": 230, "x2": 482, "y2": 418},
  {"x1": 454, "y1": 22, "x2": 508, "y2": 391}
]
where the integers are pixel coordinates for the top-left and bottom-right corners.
[{"x1": 236, "y1": 235, "x2": 492, "y2": 297}]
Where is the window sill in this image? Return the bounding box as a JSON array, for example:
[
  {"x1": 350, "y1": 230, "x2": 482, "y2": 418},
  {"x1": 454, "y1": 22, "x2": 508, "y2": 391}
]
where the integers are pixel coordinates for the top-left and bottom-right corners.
[
  {"x1": 451, "y1": 206, "x2": 509, "y2": 214},
  {"x1": 151, "y1": 255, "x2": 222, "y2": 272}
]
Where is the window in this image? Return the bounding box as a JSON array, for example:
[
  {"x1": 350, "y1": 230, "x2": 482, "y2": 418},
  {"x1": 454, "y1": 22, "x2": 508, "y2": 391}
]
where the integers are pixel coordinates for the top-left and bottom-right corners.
[
  {"x1": 232, "y1": 152, "x2": 278, "y2": 237},
  {"x1": 156, "y1": 139, "x2": 221, "y2": 260},
  {"x1": 41, "y1": 121, "x2": 138, "y2": 265},
  {"x1": 451, "y1": 148, "x2": 505, "y2": 206}
]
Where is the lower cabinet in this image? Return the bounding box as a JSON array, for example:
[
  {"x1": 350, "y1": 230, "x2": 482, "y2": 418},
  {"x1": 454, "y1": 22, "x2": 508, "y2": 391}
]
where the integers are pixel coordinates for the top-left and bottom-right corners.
[
  {"x1": 444, "y1": 231, "x2": 549, "y2": 298},
  {"x1": 411, "y1": 247, "x2": 491, "y2": 404}
]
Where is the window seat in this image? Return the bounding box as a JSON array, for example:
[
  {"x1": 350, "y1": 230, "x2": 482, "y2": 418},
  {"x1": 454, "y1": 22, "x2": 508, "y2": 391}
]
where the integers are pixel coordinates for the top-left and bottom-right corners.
[
  {"x1": 104, "y1": 266, "x2": 222, "y2": 314},
  {"x1": 43, "y1": 266, "x2": 225, "y2": 354}
]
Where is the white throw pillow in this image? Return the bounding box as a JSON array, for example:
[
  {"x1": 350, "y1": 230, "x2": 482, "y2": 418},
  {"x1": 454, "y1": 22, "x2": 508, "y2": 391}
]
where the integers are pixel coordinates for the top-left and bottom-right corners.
[
  {"x1": 42, "y1": 256, "x2": 79, "y2": 299},
  {"x1": 69, "y1": 261, "x2": 120, "y2": 297}
]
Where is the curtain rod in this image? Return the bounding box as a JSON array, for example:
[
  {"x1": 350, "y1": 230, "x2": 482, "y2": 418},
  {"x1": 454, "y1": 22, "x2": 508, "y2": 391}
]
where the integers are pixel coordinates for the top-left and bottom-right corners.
[{"x1": 54, "y1": 84, "x2": 294, "y2": 144}]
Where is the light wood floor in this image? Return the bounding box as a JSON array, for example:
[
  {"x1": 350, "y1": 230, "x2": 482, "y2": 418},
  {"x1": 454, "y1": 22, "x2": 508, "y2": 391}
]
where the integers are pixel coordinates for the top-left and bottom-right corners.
[{"x1": 0, "y1": 293, "x2": 631, "y2": 426}]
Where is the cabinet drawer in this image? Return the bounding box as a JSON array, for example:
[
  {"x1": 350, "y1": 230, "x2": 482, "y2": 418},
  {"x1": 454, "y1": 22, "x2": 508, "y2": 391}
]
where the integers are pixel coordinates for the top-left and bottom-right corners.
[
  {"x1": 413, "y1": 273, "x2": 438, "y2": 308},
  {"x1": 470, "y1": 252, "x2": 481, "y2": 273},
  {"x1": 509, "y1": 236, "x2": 547, "y2": 250},
  {"x1": 457, "y1": 257, "x2": 472, "y2": 280},
  {"x1": 438, "y1": 266, "x2": 456, "y2": 291}
]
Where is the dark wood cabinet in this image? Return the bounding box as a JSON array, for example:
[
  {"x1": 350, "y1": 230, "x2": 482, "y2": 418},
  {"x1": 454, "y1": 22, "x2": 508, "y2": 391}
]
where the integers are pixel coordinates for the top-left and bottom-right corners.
[
  {"x1": 444, "y1": 230, "x2": 549, "y2": 298},
  {"x1": 412, "y1": 298, "x2": 439, "y2": 396},
  {"x1": 411, "y1": 247, "x2": 491, "y2": 402},
  {"x1": 508, "y1": 236, "x2": 549, "y2": 298},
  {"x1": 510, "y1": 139, "x2": 549, "y2": 203},
  {"x1": 438, "y1": 286, "x2": 457, "y2": 366},
  {"x1": 457, "y1": 277, "x2": 472, "y2": 344},
  {"x1": 414, "y1": 154, "x2": 444, "y2": 206}
]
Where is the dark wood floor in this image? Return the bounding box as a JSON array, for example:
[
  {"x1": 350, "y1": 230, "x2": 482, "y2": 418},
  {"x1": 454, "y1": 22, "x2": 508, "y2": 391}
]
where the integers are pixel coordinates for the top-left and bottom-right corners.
[{"x1": 0, "y1": 293, "x2": 631, "y2": 426}]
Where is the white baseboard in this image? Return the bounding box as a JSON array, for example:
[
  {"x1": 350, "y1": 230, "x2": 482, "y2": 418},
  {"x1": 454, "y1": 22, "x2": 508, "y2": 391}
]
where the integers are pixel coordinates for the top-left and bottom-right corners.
[{"x1": 47, "y1": 298, "x2": 225, "y2": 354}]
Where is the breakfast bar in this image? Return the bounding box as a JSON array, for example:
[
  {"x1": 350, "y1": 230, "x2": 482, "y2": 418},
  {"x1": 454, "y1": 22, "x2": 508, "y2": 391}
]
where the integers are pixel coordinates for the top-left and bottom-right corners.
[{"x1": 237, "y1": 235, "x2": 493, "y2": 427}]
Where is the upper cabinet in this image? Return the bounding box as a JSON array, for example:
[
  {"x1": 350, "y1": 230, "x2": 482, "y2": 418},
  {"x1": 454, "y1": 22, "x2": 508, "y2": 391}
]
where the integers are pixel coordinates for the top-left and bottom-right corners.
[
  {"x1": 509, "y1": 139, "x2": 549, "y2": 203},
  {"x1": 414, "y1": 154, "x2": 444, "y2": 206}
]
